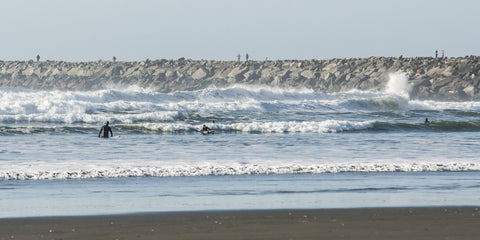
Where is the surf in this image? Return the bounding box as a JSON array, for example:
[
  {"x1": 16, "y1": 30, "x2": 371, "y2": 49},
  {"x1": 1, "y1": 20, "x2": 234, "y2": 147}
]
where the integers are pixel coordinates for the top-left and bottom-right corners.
[
  {"x1": 1, "y1": 82, "x2": 480, "y2": 136},
  {"x1": 3, "y1": 162, "x2": 480, "y2": 180}
]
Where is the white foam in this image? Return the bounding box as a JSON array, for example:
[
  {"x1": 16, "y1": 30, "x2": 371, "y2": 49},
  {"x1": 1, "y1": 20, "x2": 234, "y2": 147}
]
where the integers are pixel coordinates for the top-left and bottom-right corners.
[
  {"x1": 385, "y1": 71, "x2": 413, "y2": 99},
  {"x1": 2, "y1": 85, "x2": 480, "y2": 126},
  {"x1": 2, "y1": 162, "x2": 480, "y2": 180},
  {"x1": 224, "y1": 120, "x2": 373, "y2": 133},
  {"x1": 134, "y1": 120, "x2": 374, "y2": 133}
]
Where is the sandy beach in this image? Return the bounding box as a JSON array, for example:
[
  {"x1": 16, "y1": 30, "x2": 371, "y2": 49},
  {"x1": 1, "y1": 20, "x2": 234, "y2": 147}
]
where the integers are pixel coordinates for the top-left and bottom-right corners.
[{"x1": 1, "y1": 207, "x2": 479, "y2": 240}]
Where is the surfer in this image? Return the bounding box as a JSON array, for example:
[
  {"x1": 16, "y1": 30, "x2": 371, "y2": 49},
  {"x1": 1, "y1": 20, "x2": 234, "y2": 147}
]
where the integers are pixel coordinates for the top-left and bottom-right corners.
[
  {"x1": 201, "y1": 124, "x2": 212, "y2": 132},
  {"x1": 98, "y1": 121, "x2": 113, "y2": 138},
  {"x1": 200, "y1": 124, "x2": 215, "y2": 135},
  {"x1": 424, "y1": 118, "x2": 429, "y2": 124}
]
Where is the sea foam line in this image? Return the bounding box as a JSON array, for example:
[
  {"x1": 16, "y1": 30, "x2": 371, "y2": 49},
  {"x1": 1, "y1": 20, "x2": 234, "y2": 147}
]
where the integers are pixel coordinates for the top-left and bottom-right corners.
[
  {"x1": 2, "y1": 163, "x2": 480, "y2": 180},
  {"x1": 135, "y1": 120, "x2": 375, "y2": 133}
]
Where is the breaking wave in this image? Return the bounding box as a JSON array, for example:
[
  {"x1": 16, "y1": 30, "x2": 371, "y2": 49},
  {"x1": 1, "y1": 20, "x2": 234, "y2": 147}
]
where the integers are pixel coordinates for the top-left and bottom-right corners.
[
  {"x1": 2, "y1": 162, "x2": 480, "y2": 180},
  {"x1": 1, "y1": 84, "x2": 480, "y2": 135}
]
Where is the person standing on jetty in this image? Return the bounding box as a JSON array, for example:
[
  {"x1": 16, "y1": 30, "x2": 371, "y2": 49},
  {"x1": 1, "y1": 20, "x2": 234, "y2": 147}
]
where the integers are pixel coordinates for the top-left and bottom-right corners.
[
  {"x1": 98, "y1": 121, "x2": 113, "y2": 138},
  {"x1": 36, "y1": 54, "x2": 40, "y2": 62},
  {"x1": 245, "y1": 53, "x2": 249, "y2": 62}
]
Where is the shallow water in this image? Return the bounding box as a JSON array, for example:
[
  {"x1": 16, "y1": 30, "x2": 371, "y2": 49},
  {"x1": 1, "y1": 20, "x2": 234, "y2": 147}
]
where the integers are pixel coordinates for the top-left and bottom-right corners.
[
  {"x1": 2, "y1": 131, "x2": 480, "y2": 180},
  {"x1": 1, "y1": 172, "x2": 480, "y2": 218}
]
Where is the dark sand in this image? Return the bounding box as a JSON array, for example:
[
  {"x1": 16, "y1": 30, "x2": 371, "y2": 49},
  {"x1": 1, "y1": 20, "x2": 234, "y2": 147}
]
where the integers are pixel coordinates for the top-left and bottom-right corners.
[{"x1": 1, "y1": 207, "x2": 479, "y2": 240}]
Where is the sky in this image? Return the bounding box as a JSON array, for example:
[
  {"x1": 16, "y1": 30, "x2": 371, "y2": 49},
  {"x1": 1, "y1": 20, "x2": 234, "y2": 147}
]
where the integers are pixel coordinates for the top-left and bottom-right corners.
[{"x1": 1, "y1": 0, "x2": 479, "y2": 61}]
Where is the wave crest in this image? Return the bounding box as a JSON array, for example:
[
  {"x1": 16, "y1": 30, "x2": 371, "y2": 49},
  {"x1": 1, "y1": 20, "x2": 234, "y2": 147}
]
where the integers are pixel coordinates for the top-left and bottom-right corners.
[{"x1": 3, "y1": 162, "x2": 480, "y2": 180}]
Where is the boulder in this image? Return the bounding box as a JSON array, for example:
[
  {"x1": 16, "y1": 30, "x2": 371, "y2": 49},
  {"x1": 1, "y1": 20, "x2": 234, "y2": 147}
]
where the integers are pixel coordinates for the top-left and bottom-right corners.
[{"x1": 192, "y1": 68, "x2": 207, "y2": 80}]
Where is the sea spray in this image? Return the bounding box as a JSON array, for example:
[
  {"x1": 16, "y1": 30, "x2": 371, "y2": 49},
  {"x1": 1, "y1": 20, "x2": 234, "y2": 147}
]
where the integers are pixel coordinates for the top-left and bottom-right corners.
[{"x1": 385, "y1": 71, "x2": 412, "y2": 99}]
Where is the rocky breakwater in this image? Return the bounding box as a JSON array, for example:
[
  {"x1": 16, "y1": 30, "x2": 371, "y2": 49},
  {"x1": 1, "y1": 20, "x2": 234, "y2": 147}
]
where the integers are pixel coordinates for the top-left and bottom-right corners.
[{"x1": 0, "y1": 56, "x2": 479, "y2": 100}]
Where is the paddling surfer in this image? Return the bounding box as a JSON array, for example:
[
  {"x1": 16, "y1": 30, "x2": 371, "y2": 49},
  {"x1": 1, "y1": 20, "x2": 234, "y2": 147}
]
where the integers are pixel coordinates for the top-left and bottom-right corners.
[
  {"x1": 98, "y1": 121, "x2": 113, "y2": 138},
  {"x1": 201, "y1": 124, "x2": 212, "y2": 132}
]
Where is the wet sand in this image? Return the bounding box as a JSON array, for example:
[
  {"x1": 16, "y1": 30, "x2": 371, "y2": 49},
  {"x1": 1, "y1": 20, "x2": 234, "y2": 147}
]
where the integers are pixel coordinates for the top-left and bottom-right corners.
[{"x1": 1, "y1": 207, "x2": 479, "y2": 240}]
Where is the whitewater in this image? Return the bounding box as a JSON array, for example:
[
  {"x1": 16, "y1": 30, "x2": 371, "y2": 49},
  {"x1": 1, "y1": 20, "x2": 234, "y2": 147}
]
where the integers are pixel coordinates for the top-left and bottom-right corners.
[
  {"x1": 1, "y1": 72, "x2": 480, "y2": 217},
  {"x1": 2, "y1": 72, "x2": 480, "y2": 180}
]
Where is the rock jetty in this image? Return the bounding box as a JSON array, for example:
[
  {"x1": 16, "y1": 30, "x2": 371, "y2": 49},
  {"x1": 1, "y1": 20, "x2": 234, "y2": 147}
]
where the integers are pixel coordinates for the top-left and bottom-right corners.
[{"x1": 0, "y1": 56, "x2": 479, "y2": 101}]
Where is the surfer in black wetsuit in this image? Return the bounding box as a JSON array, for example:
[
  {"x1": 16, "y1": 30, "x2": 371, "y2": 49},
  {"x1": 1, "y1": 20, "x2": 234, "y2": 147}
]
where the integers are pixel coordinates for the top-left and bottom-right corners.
[
  {"x1": 98, "y1": 121, "x2": 113, "y2": 138},
  {"x1": 424, "y1": 118, "x2": 429, "y2": 124},
  {"x1": 202, "y1": 124, "x2": 211, "y2": 132}
]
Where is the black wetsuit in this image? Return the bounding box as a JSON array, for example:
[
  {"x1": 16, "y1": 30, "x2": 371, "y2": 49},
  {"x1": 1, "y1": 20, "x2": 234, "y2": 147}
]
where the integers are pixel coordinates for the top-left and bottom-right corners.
[{"x1": 99, "y1": 124, "x2": 113, "y2": 138}]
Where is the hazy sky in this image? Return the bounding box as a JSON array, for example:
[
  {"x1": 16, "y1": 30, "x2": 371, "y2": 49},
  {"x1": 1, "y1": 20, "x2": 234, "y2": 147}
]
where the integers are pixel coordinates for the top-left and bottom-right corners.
[{"x1": 1, "y1": 0, "x2": 478, "y2": 61}]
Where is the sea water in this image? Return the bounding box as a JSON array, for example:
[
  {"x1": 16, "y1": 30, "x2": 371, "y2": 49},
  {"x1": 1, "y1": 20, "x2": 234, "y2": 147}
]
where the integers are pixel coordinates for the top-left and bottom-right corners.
[{"x1": 1, "y1": 73, "x2": 480, "y2": 217}]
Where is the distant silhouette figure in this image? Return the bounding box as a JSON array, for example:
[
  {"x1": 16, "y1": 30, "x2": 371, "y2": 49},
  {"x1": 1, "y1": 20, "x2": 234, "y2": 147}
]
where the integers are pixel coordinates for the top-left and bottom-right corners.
[
  {"x1": 113, "y1": 56, "x2": 117, "y2": 62},
  {"x1": 424, "y1": 118, "x2": 429, "y2": 124},
  {"x1": 98, "y1": 121, "x2": 113, "y2": 138},
  {"x1": 245, "y1": 53, "x2": 249, "y2": 62},
  {"x1": 36, "y1": 54, "x2": 40, "y2": 62},
  {"x1": 237, "y1": 54, "x2": 240, "y2": 63},
  {"x1": 435, "y1": 50, "x2": 438, "y2": 58}
]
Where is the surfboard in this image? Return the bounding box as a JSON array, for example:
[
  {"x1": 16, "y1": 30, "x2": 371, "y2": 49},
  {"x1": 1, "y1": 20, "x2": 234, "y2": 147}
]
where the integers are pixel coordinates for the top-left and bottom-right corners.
[{"x1": 201, "y1": 130, "x2": 215, "y2": 135}]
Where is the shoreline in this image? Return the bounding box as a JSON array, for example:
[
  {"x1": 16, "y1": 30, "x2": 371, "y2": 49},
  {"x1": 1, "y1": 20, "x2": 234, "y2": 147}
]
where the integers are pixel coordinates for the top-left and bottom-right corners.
[{"x1": 2, "y1": 207, "x2": 479, "y2": 240}]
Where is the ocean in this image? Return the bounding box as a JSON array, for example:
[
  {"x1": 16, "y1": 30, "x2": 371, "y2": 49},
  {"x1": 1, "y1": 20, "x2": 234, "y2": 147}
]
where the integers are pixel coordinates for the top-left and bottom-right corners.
[{"x1": 1, "y1": 72, "x2": 480, "y2": 218}]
